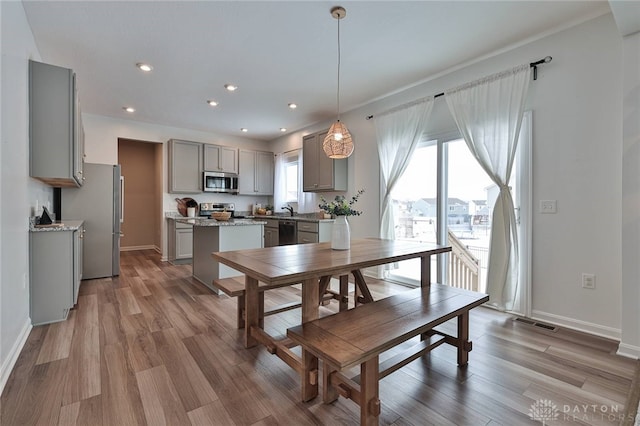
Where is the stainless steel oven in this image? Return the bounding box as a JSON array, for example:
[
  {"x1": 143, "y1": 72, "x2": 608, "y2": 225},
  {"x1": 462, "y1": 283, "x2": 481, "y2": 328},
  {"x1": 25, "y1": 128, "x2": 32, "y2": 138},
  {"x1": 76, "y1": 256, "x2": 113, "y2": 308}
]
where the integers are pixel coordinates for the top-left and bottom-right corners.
[{"x1": 203, "y1": 171, "x2": 238, "y2": 194}]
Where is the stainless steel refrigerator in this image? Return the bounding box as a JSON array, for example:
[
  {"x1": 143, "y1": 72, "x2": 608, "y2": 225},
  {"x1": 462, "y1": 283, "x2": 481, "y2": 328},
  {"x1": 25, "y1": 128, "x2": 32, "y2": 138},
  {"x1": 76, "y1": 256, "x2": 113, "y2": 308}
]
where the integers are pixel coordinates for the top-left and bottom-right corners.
[{"x1": 61, "y1": 163, "x2": 122, "y2": 279}]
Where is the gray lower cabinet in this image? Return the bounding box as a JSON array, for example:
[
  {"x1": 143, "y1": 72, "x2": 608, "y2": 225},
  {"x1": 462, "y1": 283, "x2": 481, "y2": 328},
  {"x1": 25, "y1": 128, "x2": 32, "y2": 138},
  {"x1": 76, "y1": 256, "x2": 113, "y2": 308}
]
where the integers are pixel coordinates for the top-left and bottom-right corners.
[
  {"x1": 168, "y1": 139, "x2": 203, "y2": 193},
  {"x1": 264, "y1": 218, "x2": 279, "y2": 247},
  {"x1": 296, "y1": 221, "x2": 333, "y2": 244},
  {"x1": 29, "y1": 60, "x2": 84, "y2": 187},
  {"x1": 168, "y1": 219, "x2": 193, "y2": 264},
  {"x1": 302, "y1": 130, "x2": 347, "y2": 192},
  {"x1": 30, "y1": 224, "x2": 83, "y2": 325}
]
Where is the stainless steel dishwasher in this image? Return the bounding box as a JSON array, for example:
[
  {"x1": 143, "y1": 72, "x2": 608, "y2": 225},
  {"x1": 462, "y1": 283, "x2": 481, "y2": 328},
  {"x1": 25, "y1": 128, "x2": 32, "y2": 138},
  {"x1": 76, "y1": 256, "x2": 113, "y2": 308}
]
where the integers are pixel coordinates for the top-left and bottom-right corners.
[{"x1": 278, "y1": 220, "x2": 297, "y2": 245}]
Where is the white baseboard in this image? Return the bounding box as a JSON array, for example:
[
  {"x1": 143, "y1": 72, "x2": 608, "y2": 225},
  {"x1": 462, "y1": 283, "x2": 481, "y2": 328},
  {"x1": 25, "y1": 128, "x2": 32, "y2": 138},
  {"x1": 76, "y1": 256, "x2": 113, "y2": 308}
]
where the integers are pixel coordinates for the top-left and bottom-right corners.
[
  {"x1": 617, "y1": 342, "x2": 640, "y2": 359},
  {"x1": 531, "y1": 309, "x2": 621, "y2": 341},
  {"x1": 0, "y1": 319, "x2": 32, "y2": 395}
]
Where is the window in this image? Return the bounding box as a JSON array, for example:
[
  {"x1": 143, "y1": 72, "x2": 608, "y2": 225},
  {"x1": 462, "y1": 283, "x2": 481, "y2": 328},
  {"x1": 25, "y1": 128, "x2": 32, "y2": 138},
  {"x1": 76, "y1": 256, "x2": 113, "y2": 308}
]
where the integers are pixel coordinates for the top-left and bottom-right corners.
[
  {"x1": 284, "y1": 159, "x2": 299, "y2": 202},
  {"x1": 275, "y1": 150, "x2": 301, "y2": 208}
]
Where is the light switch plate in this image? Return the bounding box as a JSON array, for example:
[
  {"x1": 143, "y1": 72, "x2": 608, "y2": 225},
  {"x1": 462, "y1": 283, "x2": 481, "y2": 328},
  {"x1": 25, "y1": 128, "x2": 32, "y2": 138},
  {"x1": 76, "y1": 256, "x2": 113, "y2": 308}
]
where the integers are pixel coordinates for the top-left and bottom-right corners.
[{"x1": 540, "y1": 200, "x2": 557, "y2": 214}]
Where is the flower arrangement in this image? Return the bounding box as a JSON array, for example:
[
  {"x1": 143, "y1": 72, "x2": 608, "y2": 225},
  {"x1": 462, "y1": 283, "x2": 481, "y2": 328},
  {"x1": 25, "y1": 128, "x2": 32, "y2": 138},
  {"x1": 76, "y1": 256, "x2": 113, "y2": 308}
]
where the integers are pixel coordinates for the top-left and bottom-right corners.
[{"x1": 319, "y1": 189, "x2": 365, "y2": 217}]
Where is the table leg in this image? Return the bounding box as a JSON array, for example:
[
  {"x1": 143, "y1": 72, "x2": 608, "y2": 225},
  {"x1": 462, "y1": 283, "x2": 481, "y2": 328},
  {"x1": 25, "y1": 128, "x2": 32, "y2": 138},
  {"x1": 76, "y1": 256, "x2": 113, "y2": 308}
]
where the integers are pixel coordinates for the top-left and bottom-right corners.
[
  {"x1": 421, "y1": 255, "x2": 431, "y2": 288},
  {"x1": 339, "y1": 275, "x2": 349, "y2": 311},
  {"x1": 244, "y1": 275, "x2": 259, "y2": 348},
  {"x1": 352, "y1": 270, "x2": 374, "y2": 304},
  {"x1": 301, "y1": 278, "x2": 320, "y2": 400},
  {"x1": 457, "y1": 311, "x2": 470, "y2": 366}
]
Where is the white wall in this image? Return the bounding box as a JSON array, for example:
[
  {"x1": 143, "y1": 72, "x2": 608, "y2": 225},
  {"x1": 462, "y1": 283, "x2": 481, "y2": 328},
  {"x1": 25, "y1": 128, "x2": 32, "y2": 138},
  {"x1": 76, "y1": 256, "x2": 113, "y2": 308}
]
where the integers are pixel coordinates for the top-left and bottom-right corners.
[
  {"x1": 0, "y1": 1, "x2": 53, "y2": 391},
  {"x1": 82, "y1": 114, "x2": 273, "y2": 257},
  {"x1": 620, "y1": 31, "x2": 640, "y2": 358},
  {"x1": 271, "y1": 14, "x2": 626, "y2": 341}
]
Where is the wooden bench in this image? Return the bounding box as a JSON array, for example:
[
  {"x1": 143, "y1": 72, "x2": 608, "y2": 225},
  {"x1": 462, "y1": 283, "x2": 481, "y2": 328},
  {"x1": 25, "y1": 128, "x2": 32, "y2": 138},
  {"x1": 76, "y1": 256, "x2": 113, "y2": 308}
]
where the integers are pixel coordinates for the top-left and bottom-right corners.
[
  {"x1": 213, "y1": 272, "x2": 375, "y2": 329},
  {"x1": 287, "y1": 284, "x2": 489, "y2": 425}
]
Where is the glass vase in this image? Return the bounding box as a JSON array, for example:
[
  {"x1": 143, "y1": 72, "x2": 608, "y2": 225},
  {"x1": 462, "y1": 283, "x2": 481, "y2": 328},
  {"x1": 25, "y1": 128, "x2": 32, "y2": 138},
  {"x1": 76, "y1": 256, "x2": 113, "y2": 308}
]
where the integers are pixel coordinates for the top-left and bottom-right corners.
[{"x1": 331, "y1": 215, "x2": 350, "y2": 250}]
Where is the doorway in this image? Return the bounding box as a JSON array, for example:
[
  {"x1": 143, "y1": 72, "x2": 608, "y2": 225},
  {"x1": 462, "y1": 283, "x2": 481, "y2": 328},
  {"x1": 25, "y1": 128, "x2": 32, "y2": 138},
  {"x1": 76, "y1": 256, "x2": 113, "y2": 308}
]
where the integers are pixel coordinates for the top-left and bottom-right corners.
[{"x1": 117, "y1": 138, "x2": 163, "y2": 252}]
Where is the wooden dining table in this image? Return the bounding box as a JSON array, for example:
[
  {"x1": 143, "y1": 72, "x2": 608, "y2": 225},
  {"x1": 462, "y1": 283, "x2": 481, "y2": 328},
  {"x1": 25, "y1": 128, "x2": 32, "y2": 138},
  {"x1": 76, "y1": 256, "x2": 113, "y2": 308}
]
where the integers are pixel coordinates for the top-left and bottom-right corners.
[{"x1": 211, "y1": 238, "x2": 451, "y2": 348}]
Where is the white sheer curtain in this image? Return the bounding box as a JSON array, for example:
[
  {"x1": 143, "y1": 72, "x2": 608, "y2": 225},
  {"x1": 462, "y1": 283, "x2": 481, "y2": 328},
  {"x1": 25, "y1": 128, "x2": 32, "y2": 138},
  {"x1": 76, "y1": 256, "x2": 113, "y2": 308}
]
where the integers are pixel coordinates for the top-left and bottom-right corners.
[
  {"x1": 273, "y1": 152, "x2": 288, "y2": 210},
  {"x1": 445, "y1": 64, "x2": 531, "y2": 310},
  {"x1": 374, "y1": 98, "x2": 434, "y2": 242}
]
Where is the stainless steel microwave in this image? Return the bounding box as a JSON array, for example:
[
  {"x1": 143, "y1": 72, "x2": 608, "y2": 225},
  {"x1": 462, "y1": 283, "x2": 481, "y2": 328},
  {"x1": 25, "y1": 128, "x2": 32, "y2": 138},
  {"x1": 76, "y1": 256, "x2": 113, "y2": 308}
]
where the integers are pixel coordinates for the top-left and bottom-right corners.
[{"x1": 203, "y1": 171, "x2": 239, "y2": 194}]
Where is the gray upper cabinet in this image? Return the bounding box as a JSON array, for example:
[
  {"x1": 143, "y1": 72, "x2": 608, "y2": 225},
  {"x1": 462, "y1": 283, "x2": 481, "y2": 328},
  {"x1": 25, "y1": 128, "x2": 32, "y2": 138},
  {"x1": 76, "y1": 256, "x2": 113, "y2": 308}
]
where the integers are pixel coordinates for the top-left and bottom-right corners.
[
  {"x1": 168, "y1": 139, "x2": 203, "y2": 193},
  {"x1": 29, "y1": 60, "x2": 84, "y2": 187},
  {"x1": 239, "y1": 149, "x2": 274, "y2": 195},
  {"x1": 203, "y1": 144, "x2": 238, "y2": 174},
  {"x1": 302, "y1": 130, "x2": 347, "y2": 192}
]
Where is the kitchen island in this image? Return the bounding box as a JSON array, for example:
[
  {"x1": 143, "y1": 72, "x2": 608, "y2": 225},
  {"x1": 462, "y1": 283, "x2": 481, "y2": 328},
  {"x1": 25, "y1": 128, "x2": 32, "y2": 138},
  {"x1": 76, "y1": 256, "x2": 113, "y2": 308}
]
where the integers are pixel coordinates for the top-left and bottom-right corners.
[{"x1": 175, "y1": 217, "x2": 266, "y2": 293}]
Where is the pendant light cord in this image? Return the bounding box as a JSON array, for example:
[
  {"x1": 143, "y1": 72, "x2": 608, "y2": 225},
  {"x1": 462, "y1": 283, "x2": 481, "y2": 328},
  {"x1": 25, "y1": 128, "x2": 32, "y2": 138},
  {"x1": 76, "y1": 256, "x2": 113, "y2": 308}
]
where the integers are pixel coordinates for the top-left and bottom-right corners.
[{"x1": 336, "y1": 14, "x2": 341, "y2": 121}]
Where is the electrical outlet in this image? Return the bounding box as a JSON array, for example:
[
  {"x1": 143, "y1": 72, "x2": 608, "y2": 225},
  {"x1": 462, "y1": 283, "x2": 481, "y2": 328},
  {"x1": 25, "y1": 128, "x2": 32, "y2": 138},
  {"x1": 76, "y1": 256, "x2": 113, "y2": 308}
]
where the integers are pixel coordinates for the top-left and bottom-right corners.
[
  {"x1": 540, "y1": 200, "x2": 557, "y2": 214},
  {"x1": 582, "y1": 273, "x2": 595, "y2": 289}
]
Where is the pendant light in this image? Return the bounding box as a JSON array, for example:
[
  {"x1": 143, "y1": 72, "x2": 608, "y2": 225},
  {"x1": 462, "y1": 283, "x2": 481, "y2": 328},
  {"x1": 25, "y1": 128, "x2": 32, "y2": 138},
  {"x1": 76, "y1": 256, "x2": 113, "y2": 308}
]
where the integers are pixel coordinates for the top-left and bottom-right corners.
[{"x1": 323, "y1": 6, "x2": 354, "y2": 159}]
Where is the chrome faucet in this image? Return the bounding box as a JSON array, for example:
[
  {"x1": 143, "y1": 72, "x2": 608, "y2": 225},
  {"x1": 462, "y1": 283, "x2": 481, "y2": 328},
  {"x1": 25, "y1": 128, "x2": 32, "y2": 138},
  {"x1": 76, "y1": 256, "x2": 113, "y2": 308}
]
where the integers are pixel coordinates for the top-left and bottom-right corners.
[{"x1": 282, "y1": 205, "x2": 294, "y2": 216}]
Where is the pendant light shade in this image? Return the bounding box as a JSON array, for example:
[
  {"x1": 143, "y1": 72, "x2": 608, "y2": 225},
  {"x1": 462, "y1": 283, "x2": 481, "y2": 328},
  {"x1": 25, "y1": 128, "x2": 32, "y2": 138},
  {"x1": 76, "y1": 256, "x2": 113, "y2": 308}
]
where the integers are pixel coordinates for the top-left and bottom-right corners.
[
  {"x1": 323, "y1": 6, "x2": 354, "y2": 159},
  {"x1": 323, "y1": 120, "x2": 353, "y2": 158}
]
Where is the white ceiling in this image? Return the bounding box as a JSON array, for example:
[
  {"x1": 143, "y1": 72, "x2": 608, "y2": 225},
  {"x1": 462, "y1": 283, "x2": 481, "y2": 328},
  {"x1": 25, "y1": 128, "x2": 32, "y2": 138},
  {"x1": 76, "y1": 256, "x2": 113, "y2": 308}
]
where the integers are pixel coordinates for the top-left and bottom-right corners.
[{"x1": 22, "y1": 1, "x2": 611, "y2": 141}]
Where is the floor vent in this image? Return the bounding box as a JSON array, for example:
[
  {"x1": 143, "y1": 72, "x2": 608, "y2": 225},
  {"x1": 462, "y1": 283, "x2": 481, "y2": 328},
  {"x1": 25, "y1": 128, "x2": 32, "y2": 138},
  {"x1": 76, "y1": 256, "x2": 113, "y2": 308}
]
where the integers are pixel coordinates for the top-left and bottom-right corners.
[{"x1": 514, "y1": 317, "x2": 558, "y2": 332}]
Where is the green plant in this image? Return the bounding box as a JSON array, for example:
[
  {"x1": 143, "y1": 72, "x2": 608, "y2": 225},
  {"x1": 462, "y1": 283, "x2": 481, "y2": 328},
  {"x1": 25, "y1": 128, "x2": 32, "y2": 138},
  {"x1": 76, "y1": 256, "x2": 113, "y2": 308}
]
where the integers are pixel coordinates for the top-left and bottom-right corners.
[{"x1": 319, "y1": 189, "x2": 364, "y2": 217}]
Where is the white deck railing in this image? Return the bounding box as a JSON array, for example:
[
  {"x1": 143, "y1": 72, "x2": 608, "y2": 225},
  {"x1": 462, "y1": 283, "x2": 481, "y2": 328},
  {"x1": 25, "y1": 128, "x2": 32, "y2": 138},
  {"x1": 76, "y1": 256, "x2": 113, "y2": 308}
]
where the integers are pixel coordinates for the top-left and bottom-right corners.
[{"x1": 448, "y1": 230, "x2": 480, "y2": 292}]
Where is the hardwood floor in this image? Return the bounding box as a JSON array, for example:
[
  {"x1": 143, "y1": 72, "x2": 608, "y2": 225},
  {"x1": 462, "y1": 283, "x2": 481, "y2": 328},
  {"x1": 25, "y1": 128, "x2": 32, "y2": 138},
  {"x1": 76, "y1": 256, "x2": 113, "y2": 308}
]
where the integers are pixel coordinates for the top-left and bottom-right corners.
[{"x1": 2, "y1": 249, "x2": 638, "y2": 426}]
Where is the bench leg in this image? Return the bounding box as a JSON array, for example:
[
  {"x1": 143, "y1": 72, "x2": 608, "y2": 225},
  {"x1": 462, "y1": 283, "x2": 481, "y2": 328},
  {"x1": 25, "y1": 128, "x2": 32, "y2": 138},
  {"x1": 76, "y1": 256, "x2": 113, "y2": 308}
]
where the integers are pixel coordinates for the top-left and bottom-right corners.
[
  {"x1": 322, "y1": 362, "x2": 339, "y2": 404},
  {"x1": 301, "y1": 349, "x2": 318, "y2": 402},
  {"x1": 457, "y1": 311, "x2": 470, "y2": 366},
  {"x1": 300, "y1": 278, "x2": 320, "y2": 401},
  {"x1": 237, "y1": 295, "x2": 245, "y2": 329},
  {"x1": 360, "y1": 356, "x2": 380, "y2": 426}
]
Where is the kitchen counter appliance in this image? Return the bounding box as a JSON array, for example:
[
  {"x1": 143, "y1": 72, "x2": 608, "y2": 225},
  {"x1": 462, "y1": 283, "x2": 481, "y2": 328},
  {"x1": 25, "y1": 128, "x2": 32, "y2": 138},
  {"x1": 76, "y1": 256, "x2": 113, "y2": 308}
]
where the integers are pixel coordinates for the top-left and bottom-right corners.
[
  {"x1": 60, "y1": 163, "x2": 122, "y2": 279},
  {"x1": 203, "y1": 171, "x2": 238, "y2": 194},
  {"x1": 199, "y1": 202, "x2": 235, "y2": 218},
  {"x1": 278, "y1": 220, "x2": 297, "y2": 245}
]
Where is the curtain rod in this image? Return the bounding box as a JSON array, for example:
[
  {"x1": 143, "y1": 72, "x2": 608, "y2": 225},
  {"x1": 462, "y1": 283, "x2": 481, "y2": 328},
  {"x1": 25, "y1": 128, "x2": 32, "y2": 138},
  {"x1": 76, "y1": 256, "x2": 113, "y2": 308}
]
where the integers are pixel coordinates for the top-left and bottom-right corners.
[{"x1": 366, "y1": 56, "x2": 552, "y2": 120}]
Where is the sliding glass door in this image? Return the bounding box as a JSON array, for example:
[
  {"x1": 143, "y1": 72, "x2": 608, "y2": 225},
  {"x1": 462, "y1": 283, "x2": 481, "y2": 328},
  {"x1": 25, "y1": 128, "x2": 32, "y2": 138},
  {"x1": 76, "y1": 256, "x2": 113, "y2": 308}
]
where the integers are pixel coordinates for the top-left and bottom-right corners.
[{"x1": 386, "y1": 111, "x2": 531, "y2": 313}]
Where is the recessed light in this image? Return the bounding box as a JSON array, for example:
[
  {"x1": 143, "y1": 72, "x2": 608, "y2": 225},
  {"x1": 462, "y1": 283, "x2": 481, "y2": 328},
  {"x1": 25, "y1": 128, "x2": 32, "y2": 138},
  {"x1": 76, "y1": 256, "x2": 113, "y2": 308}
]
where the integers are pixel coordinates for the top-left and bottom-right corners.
[
  {"x1": 123, "y1": 106, "x2": 135, "y2": 113},
  {"x1": 136, "y1": 63, "x2": 153, "y2": 72},
  {"x1": 280, "y1": 128, "x2": 287, "y2": 132},
  {"x1": 288, "y1": 103, "x2": 297, "y2": 109},
  {"x1": 207, "y1": 100, "x2": 219, "y2": 107},
  {"x1": 240, "y1": 128, "x2": 248, "y2": 133},
  {"x1": 225, "y1": 84, "x2": 238, "y2": 92}
]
